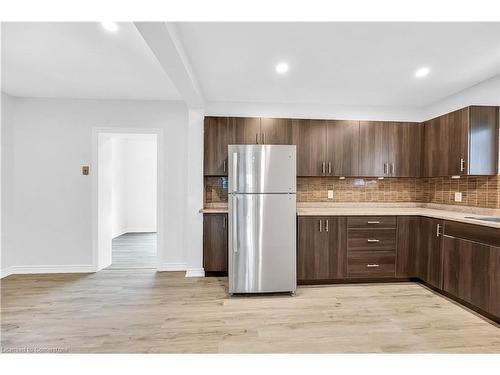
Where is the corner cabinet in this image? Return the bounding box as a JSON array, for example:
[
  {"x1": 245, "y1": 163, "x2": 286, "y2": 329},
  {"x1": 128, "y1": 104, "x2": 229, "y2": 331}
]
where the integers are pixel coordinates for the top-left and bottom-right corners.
[
  {"x1": 203, "y1": 213, "x2": 228, "y2": 274},
  {"x1": 423, "y1": 106, "x2": 499, "y2": 177}
]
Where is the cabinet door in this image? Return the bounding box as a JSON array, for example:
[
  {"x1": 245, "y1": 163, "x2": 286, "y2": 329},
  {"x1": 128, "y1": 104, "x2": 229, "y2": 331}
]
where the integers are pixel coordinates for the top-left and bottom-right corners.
[
  {"x1": 297, "y1": 216, "x2": 346, "y2": 280},
  {"x1": 326, "y1": 120, "x2": 359, "y2": 176},
  {"x1": 442, "y1": 236, "x2": 491, "y2": 313},
  {"x1": 260, "y1": 118, "x2": 296, "y2": 145},
  {"x1": 419, "y1": 217, "x2": 443, "y2": 289},
  {"x1": 295, "y1": 119, "x2": 327, "y2": 176},
  {"x1": 203, "y1": 214, "x2": 228, "y2": 273},
  {"x1": 423, "y1": 117, "x2": 444, "y2": 177},
  {"x1": 387, "y1": 122, "x2": 422, "y2": 177},
  {"x1": 396, "y1": 216, "x2": 420, "y2": 277},
  {"x1": 445, "y1": 108, "x2": 469, "y2": 176},
  {"x1": 469, "y1": 106, "x2": 499, "y2": 175},
  {"x1": 358, "y1": 121, "x2": 387, "y2": 176},
  {"x1": 204, "y1": 117, "x2": 230, "y2": 176},
  {"x1": 229, "y1": 117, "x2": 261, "y2": 144}
]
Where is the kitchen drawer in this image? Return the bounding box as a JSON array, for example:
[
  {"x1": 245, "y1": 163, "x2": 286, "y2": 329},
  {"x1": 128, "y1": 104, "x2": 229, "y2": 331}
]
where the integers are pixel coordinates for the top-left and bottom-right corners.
[
  {"x1": 347, "y1": 250, "x2": 396, "y2": 278},
  {"x1": 347, "y1": 228, "x2": 396, "y2": 251},
  {"x1": 347, "y1": 216, "x2": 397, "y2": 229}
]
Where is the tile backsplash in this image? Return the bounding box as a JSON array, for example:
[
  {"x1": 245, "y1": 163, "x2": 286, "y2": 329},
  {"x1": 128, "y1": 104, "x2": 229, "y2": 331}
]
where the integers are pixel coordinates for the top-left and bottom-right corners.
[{"x1": 204, "y1": 175, "x2": 500, "y2": 209}]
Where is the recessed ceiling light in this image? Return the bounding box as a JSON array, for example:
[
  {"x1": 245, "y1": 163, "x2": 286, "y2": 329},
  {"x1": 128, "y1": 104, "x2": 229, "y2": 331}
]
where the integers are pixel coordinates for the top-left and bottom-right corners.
[
  {"x1": 415, "y1": 66, "x2": 430, "y2": 78},
  {"x1": 275, "y1": 62, "x2": 289, "y2": 74},
  {"x1": 101, "y1": 22, "x2": 119, "y2": 33}
]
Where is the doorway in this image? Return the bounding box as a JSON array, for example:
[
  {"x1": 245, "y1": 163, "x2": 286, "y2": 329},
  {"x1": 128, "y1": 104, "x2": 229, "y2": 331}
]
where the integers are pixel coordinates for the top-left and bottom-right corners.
[{"x1": 93, "y1": 129, "x2": 162, "y2": 271}]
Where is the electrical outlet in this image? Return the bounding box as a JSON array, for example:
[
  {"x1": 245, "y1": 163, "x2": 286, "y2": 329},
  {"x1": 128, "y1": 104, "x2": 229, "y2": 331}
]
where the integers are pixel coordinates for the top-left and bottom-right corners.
[
  {"x1": 327, "y1": 190, "x2": 334, "y2": 199},
  {"x1": 82, "y1": 166, "x2": 89, "y2": 175},
  {"x1": 454, "y1": 192, "x2": 462, "y2": 202}
]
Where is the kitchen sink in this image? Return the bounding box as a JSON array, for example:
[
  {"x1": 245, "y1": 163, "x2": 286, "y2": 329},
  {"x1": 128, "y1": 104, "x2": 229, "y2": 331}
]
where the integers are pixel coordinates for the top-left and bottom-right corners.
[{"x1": 464, "y1": 216, "x2": 500, "y2": 223}]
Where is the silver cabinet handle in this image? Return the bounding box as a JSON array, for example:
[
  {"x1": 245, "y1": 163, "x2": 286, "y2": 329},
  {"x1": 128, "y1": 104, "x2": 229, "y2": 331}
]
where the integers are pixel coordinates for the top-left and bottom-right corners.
[
  {"x1": 232, "y1": 152, "x2": 238, "y2": 192},
  {"x1": 261, "y1": 133, "x2": 265, "y2": 144},
  {"x1": 367, "y1": 264, "x2": 380, "y2": 268},
  {"x1": 367, "y1": 221, "x2": 380, "y2": 224},
  {"x1": 319, "y1": 219, "x2": 322, "y2": 232},
  {"x1": 460, "y1": 158, "x2": 465, "y2": 172},
  {"x1": 328, "y1": 162, "x2": 331, "y2": 174},
  {"x1": 256, "y1": 133, "x2": 259, "y2": 144},
  {"x1": 367, "y1": 239, "x2": 380, "y2": 243},
  {"x1": 223, "y1": 160, "x2": 226, "y2": 173},
  {"x1": 223, "y1": 215, "x2": 226, "y2": 228},
  {"x1": 232, "y1": 196, "x2": 238, "y2": 253},
  {"x1": 383, "y1": 163, "x2": 387, "y2": 175},
  {"x1": 322, "y1": 162, "x2": 326, "y2": 174},
  {"x1": 436, "y1": 223, "x2": 441, "y2": 238},
  {"x1": 325, "y1": 219, "x2": 329, "y2": 232},
  {"x1": 391, "y1": 163, "x2": 394, "y2": 175}
]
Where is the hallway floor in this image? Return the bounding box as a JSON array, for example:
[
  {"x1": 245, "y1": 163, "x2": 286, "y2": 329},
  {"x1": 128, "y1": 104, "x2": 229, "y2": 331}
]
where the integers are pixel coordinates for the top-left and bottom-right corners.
[{"x1": 107, "y1": 232, "x2": 157, "y2": 269}]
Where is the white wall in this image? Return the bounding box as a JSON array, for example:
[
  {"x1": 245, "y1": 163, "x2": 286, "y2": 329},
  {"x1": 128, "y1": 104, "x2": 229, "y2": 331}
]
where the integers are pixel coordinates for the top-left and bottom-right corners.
[
  {"x1": 422, "y1": 74, "x2": 500, "y2": 120},
  {"x1": 111, "y1": 135, "x2": 157, "y2": 237},
  {"x1": 1, "y1": 95, "x2": 191, "y2": 275}
]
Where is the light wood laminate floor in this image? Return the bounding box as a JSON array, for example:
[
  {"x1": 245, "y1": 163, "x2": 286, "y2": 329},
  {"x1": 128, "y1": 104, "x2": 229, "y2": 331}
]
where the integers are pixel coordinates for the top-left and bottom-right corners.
[{"x1": 1, "y1": 270, "x2": 499, "y2": 353}]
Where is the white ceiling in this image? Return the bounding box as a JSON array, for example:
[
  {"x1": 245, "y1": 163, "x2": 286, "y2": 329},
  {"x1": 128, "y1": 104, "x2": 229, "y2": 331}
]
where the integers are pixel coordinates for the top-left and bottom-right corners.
[
  {"x1": 176, "y1": 22, "x2": 500, "y2": 107},
  {"x1": 1, "y1": 22, "x2": 181, "y2": 100},
  {"x1": 2, "y1": 22, "x2": 499, "y2": 108}
]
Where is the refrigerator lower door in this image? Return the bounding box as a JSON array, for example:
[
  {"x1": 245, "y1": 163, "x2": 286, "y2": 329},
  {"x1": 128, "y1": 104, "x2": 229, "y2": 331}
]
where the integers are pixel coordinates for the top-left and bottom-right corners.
[{"x1": 228, "y1": 193, "x2": 296, "y2": 293}]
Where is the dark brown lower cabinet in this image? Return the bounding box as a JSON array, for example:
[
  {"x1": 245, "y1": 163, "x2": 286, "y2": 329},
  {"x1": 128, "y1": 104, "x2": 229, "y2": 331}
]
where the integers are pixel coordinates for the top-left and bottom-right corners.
[
  {"x1": 396, "y1": 216, "x2": 420, "y2": 278},
  {"x1": 297, "y1": 216, "x2": 346, "y2": 281},
  {"x1": 442, "y1": 236, "x2": 500, "y2": 317},
  {"x1": 418, "y1": 217, "x2": 444, "y2": 289},
  {"x1": 203, "y1": 214, "x2": 228, "y2": 273}
]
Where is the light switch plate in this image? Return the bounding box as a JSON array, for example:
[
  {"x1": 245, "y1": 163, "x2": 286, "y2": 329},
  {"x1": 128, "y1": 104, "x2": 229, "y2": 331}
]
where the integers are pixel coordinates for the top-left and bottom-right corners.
[
  {"x1": 454, "y1": 192, "x2": 462, "y2": 202},
  {"x1": 327, "y1": 190, "x2": 334, "y2": 199}
]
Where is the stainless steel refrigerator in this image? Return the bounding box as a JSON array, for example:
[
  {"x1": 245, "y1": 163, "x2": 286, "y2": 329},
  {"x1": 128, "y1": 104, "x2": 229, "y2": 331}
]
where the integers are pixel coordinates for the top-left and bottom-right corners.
[{"x1": 228, "y1": 144, "x2": 296, "y2": 294}]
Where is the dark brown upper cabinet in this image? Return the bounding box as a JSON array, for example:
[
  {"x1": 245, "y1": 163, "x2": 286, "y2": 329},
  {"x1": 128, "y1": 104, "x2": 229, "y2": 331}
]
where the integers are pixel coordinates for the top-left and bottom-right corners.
[
  {"x1": 229, "y1": 117, "x2": 261, "y2": 145},
  {"x1": 295, "y1": 119, "x2": 360, "y2": 176},
  {"x1": 260, "y1": 118, "x2": 296, "y2": 145},
  {"x1": 326, "y1": 120, "x2": 359, "y2": 176},
  {"x1": 295, "y1": 119, "x2": 328, "y2": 176},
  {"x1": 358, "y1": 121, "x2": 387, "y2": 177},
  {"x1": 204, "y1": 117, "x2": 230, "y2": 176},
  {"x1": 359, "y1": 121, "x2": 422, "y2": 177},
  {"x1": 386, "y1": 122, "x2": 423, "y2": 177},
  {"x1": 423, "y1": 106, "x2": 499, "y2": 177}
]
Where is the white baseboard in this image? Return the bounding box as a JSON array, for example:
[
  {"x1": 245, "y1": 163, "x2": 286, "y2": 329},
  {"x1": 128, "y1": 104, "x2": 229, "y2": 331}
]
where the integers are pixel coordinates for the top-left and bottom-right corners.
[
  {"x1": 158, "y1": 262, "x2": 187, "y2": 271},
  {"x1": 185, "y1": 268, "x2": 205, "y2": 278},
  {"x1": 1, "y1": 264, "x2": 95, "y2": 277},
  {"x1": 112, "y1": 228, "x2": 157, "y2": 238},
  {"x1": 1, "y1": 267, "x2": 14, "y2": 279}
]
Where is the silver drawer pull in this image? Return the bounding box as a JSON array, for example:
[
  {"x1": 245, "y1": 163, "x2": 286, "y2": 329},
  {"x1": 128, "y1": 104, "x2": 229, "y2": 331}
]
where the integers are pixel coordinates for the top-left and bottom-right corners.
[
  {"x1": 366, "y1": 264, "x2": 380, "y2": 268},
  {"x1": 367, "y1": 221, "x2": 380, "y2": 224},
  {"x1": 367, "y1": 239, "x2": 380, "y2": 243}
]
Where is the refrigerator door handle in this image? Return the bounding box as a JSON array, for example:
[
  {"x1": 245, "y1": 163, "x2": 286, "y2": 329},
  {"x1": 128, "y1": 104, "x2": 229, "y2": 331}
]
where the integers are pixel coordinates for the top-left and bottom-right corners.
[
  {"x1": 232, "y1": 152, "x2": 238, "y2": 192},
  {"x1": 232, "y1": 196, "x2": 238, "y2": 253}
]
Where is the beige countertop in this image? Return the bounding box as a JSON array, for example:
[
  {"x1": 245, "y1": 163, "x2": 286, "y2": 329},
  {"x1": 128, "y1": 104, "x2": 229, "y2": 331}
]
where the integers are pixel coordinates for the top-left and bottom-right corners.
[{"x1": 200, "y1": 202, "x2": 500, "y2": 228}]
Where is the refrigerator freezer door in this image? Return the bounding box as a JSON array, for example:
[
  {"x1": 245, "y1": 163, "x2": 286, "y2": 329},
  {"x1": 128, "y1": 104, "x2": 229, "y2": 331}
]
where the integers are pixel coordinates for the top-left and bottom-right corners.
[
  {"x1": 228, "y1": 193, "x2": 296, "y2": 293},
  {"x1": 228, "y1": 145, "x2": 296, "y2": 194}
]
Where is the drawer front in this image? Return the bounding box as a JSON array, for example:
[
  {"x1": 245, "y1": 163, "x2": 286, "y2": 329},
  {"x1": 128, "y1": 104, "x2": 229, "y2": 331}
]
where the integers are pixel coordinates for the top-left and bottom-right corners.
[
  {"x1": 348, "y1": 216, "x2": 397, "y2": 229},
  {"x1": 347, "y1": 250, "x2": 396, "y2": 278},
  {"x1": 348, "y1": 228, "x2": 396, "y2": 251}
]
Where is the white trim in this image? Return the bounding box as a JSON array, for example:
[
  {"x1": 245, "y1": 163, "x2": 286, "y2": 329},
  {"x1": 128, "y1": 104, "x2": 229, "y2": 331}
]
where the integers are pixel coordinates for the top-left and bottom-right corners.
[
  {"x1": 185, "y1": 268, "x2": 205, "y2": 278},
  {"x1": 158, "y1": 262, "x2": 187, "y2": 272},
  {"x1": 91, "y1": 127, "x2": 164, "y2": 273},
  {"x1": 1, "y1": 267, "x2": 14, "y2": 278},
  {"x1": 2, "y1": 264, "x2": 95, "y2": 277},
  {"x1": 122, "y1": 227, "x2": 157, "y2": 233}
]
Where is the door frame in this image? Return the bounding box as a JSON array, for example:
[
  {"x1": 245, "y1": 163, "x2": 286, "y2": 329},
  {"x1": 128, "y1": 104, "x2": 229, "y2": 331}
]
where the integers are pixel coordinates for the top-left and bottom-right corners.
[{"x1": 91, "y1": 127, "x2": 164, "y2": 271}]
